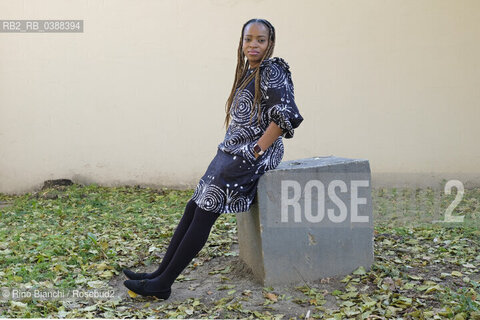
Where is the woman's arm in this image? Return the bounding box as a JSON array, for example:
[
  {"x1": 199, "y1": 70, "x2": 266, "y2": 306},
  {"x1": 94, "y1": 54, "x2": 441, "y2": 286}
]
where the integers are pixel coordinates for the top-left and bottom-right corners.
[{"x1": 254, "y1": 121, "x2": 283, "y2": 159}]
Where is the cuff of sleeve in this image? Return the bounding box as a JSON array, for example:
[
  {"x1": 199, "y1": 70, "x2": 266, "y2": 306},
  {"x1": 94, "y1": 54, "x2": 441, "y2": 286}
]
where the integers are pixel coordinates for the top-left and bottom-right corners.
[{"x1": 269, "y1": 106, "x2": 301, "y2": 139}]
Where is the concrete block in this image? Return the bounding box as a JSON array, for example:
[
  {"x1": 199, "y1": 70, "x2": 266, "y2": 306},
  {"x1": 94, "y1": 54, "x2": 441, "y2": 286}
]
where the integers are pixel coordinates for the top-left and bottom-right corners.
[{"x1": 236, "y1": 156, "x2": 374, "y2": 285}]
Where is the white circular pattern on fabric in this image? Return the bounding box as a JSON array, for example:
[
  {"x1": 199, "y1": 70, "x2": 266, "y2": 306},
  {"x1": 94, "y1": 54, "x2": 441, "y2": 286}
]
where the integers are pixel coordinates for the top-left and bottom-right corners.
[
  {"x1": 231, "y1": 89, "x2": 256, "y2": 125},
  {"x1": 200, "y1": 184, "x2": 226, "y2": 213},
  {"x1": 229, "y1": 196, "x2": 250, "y2": 213},
  {"x1": 261, "y1": 62, "x2": 287, "y2": 89}
]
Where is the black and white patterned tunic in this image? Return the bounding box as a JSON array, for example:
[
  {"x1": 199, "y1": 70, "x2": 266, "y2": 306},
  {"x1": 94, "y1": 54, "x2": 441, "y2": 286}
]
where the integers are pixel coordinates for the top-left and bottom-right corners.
[{"x1": 191, "y1": 57, "x2": 304, "y2": 214}]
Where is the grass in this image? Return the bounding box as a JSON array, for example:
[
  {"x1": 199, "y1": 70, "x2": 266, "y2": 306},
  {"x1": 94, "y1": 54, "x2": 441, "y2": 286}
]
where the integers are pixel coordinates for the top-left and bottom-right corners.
[{"x1": 0, "y1": 183, "x2": 479, "y2": 318}]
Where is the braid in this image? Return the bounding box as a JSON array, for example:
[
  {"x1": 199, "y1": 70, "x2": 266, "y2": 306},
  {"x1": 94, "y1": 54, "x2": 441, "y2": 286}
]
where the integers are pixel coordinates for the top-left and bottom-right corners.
[{"x1": 224, "y1": 19, "x2": 276, "y2": 129}]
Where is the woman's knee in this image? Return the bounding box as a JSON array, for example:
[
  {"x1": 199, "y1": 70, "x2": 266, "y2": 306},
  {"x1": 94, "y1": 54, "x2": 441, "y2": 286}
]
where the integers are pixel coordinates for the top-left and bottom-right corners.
[
  {"x1": 184, "y1": 198, "x2": 198, "y2": 217},
  {"x1": 193, "y1": 206, "x2": 221, "y2": 225}
]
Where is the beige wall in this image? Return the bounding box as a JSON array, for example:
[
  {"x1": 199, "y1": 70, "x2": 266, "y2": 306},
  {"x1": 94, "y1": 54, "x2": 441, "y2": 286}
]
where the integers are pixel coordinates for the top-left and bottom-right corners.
[{"x1": 1, "y1": 0, "x2": 479, "y2": 194}]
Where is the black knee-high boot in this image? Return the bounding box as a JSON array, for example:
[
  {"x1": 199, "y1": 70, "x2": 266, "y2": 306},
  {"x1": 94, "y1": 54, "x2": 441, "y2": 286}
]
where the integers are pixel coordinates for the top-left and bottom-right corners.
[
  {"x1": 124, "y1": 205, "x2": 220, "y2": 299},
  {"x1": 123, "y1": 198, "x2": 198, "y2": 280}
]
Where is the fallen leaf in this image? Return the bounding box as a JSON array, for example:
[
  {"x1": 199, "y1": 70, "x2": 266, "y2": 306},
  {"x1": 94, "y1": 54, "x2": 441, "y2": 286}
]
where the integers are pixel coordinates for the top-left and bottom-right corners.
[
  {"x1": 265, "y1": 292, "x2": 278, "y2": 302},
  {"x1": 353, "y1": 266, "x2": 366, "y2": 275},
  {"x1": 451, "y1": 271, "x2": 463, "y2": 277},
  {"x1": 242, "y1": 289, "x2": 252, "y2": 296}
]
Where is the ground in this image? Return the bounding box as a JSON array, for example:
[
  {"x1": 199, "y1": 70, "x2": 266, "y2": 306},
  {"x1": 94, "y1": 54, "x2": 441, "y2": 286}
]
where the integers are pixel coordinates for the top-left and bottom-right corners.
[
  {"x1": 108, "y1": 245, "x2": 346, "y2": 318},
  {"x1": 0, "y1": 183, "x2": 479, "y2": 319}
]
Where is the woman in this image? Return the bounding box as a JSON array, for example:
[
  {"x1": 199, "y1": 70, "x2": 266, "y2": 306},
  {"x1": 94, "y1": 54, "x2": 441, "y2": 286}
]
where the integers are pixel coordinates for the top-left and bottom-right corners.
[{"x1": 123, "y1": 18, "x2": 303, "y2": 300}]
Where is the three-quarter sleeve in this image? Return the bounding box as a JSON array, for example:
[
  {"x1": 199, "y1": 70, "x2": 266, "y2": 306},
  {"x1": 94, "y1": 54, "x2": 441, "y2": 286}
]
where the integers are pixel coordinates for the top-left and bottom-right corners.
[{"x1": 263, "y1": 58, "x2": 304, "y2": 139}]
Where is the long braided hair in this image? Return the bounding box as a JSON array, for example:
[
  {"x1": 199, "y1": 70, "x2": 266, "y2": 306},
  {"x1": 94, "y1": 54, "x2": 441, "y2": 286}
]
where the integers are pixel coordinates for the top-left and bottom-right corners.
[{"x1": 223, "y1": 19, "x2": 276, "y2": 129}]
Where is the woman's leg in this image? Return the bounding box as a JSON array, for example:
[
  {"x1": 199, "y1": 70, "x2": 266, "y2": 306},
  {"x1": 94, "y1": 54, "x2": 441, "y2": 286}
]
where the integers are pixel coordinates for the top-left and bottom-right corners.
[
  {"x1": 125, "y1": 198, "x2": 198, "y2": 279},
  {"x1": 124, "y1": 205, "x2": 221, "y2": 294},
  {"x1": 147, "y1": 198, "x2": 200, "y2": 278}
]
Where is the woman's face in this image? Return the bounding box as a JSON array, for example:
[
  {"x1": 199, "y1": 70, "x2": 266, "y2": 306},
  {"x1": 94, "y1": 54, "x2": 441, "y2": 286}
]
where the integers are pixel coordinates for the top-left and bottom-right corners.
[{"x1": 242, "y1": 22, "x2": 269, "y2": 69}]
